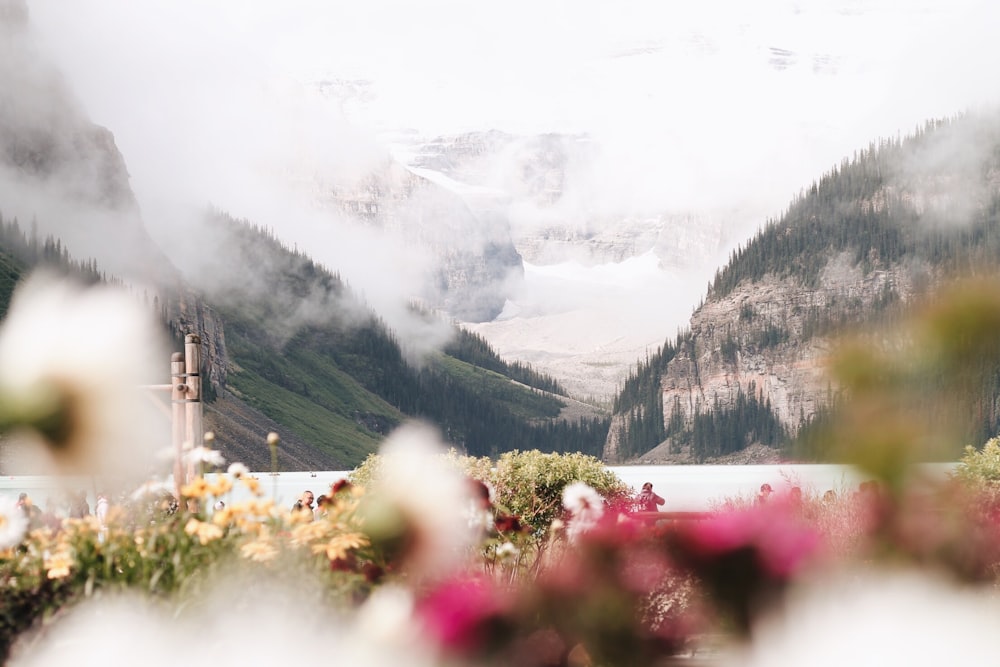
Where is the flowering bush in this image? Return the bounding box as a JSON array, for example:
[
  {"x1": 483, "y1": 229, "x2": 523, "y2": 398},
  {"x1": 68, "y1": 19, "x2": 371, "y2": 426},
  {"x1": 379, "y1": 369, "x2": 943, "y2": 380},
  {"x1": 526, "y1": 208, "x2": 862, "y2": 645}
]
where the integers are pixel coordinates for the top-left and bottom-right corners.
[{"x1": 353, "y1": 446, "x2": 632, "y2": 583}]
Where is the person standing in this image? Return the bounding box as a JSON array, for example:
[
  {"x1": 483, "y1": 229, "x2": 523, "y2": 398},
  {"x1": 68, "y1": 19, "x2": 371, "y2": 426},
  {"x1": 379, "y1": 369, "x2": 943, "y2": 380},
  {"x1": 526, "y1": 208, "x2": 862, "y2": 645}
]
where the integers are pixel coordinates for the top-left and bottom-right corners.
[
  {"x1": 757, "y1": 483, "x2": 773, "y2": 504},
  {"x1": 637, "y1": 482, "x2": 665, "y2": 512},
  {"x1": 292, "y1": 490, "x2": 315, "y2": 519},
  {"x1": 16, "y1": 492, "x2": 43, "y2": 529},
  {"x1": 69, "y1": 490, "x2": 90, "y2": 518},
  {"x1": 95, "y1": 492, "x2": 110, "y2": 528}
]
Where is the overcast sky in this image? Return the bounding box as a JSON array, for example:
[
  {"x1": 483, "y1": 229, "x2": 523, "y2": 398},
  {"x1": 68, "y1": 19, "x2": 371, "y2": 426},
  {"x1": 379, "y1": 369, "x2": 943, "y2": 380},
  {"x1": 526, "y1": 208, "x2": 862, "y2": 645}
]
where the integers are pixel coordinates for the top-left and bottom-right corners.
[
  {"x1": 21, "y1": 0, "x2": 1000, "y2": 388},
  {"x1": 27, "y1": 0, "x2": 1000, "y2": 221}
]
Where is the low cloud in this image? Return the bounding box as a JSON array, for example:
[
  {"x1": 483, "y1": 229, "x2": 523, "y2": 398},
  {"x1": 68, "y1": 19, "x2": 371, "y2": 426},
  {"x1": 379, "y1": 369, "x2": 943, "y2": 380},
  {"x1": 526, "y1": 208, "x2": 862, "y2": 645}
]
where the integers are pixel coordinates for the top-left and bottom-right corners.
[{"x1": 18, "y1": 0, "x2": 1000, "y2": 376}]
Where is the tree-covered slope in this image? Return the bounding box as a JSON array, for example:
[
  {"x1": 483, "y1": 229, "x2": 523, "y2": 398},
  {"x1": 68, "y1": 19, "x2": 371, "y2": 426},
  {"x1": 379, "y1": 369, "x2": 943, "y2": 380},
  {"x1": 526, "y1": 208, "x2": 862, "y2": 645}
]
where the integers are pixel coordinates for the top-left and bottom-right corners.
[
  {"x1": 168, "y1": 212, "x2": 610, "y2": 467},
  {"x1": 0, "y1": 210, "x2": 609, "y2": 470},
  {"x1": 610, "y1": 112, "x2": 1000, "y2": 463}
]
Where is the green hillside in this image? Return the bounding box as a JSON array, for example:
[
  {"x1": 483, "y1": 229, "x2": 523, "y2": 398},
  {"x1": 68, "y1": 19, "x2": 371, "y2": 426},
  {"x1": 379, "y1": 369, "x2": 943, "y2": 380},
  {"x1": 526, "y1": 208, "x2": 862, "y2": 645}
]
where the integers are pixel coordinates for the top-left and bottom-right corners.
[
  {"x1": 196, "y1": 212, "x2": 607, "y2": 466},
  {"x1": 0, "y1": 209, "x2": 609, "y2": 469}
]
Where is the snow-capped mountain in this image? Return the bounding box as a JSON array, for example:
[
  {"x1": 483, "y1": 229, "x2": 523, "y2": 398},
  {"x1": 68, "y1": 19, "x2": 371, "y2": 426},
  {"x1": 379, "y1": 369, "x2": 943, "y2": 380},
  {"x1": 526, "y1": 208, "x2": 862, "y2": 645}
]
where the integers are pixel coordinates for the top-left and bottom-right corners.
[{"x1": 372, "y1": 128, "x2": 737, "y2": 400}]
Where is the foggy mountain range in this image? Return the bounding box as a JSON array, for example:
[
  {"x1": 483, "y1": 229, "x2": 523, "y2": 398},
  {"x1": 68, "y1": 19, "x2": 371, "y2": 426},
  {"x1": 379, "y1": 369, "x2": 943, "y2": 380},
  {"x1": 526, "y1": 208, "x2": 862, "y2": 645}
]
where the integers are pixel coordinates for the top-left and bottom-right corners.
[{"x1": 7, "y1": 0, "x2": 1000, "y2": 409}]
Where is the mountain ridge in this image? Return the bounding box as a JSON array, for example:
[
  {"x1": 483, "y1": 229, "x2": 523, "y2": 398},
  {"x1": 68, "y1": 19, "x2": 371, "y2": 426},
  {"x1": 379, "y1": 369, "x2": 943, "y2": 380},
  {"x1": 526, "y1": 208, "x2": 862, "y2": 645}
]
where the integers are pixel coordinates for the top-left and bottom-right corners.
[{"x1": 607, "y1": 114, "x2": 1000, "y2": 463}]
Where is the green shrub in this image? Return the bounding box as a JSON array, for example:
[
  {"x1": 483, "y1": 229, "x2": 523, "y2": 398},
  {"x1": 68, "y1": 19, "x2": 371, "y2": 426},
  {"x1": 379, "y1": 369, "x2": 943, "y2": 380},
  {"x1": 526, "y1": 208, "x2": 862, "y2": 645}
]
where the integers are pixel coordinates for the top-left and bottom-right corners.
[
  {"x1": 955, "y1": 437, "x2": 1000, "y2": 484},
  {"x1": 353, "y1": 448, "x2": 629, "y2": 533}
]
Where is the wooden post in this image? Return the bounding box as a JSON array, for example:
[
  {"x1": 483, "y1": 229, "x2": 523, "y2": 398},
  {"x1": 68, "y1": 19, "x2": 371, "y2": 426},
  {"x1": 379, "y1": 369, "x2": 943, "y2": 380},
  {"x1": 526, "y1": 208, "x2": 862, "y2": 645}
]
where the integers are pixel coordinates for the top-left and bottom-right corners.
[
  {"x1": 183, "y1": 334, "x2": 202, "y2": 482},
  {"x1": 170, "y1": 352, "x2": 186, "y2": 499}
]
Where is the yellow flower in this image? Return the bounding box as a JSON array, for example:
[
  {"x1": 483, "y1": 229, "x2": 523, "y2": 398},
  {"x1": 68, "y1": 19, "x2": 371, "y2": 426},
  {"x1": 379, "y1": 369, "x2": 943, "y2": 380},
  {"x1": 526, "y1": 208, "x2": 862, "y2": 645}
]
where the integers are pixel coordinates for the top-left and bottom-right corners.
[
  {"x1": 325, "y1": 532, "x2": 370, "y2": 561},
  {"x1": 233, "y1": 498, "x2": 274, "y2": 518},
  {"x1": 27, "y1": 527, "x2": 55, "y2": 547},
  {"x1": 330, "y1": 496, "x2": 361, "y2": 517},
  {"x1": 241, "y1": 539, "x2": 278, "y2": 563},
  {"x1": 45, "y1": 551, "x2": 74, "y2": 580},
  {"x1": 199, "y1": 524, "x2": 223, "y2": 545},
  {"x1": 184, "y1": 518, "x2": 223, "y2": 545},
  {"x1": 290, "y1": 521, "x2": 330, "y2": 547},
  {"x1": 212, "y1": 507, "x2": 237, "y2": 527},
  {"x1": 237, "y1": 519, "x2": 264, "y2": 537},
  {"x1": 288, "y1": 508, "x2": 313, "y2": 526},
  {"x1": 181, "y1": 476, "x2": 210, "y2": 499},
  {"x1": 208, "y1": 475, "x2": 233, "y2": 497},
  {"x1": 241, "y1": 476, "x2": 262, "y2": 496},
  {"x1": 63, "y1": 515, "x2": 101, "y2": 536},
  {"x1": 133, "y1": 534, "x2": 149, "y2": 557}
]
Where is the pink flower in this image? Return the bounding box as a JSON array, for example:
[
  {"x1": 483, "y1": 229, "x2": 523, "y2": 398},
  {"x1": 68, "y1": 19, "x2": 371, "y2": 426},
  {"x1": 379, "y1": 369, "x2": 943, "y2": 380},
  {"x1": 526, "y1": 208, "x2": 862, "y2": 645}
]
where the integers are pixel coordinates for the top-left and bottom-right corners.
[
  {"x1": 415, "y1": 575, "x2": 512, "y2": 656},
  {"x1": 669, "y1": 503, "x2": 823, "y2": 637},
  {"x1": 677, "y1": 503, "x2": 821, "y2": 578}
]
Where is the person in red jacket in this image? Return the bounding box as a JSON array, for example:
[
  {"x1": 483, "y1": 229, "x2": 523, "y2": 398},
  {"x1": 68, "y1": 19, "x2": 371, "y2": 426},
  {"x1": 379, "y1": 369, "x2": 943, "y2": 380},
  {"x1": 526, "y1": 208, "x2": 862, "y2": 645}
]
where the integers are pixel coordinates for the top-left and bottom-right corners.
[{"x1": 637, "y1": 482, "x2": 665, "y2": 512}]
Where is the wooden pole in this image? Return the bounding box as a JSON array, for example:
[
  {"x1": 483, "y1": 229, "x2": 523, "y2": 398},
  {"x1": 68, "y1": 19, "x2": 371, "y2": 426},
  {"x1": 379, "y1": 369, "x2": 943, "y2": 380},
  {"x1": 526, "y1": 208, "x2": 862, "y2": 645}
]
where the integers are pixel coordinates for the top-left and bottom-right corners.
[
  {"x1": 170, "y1": 352, "x2": 186, "y2": 499},
  {"x1": 183, "y1": 334, "x2": 202, "y2": 482}
]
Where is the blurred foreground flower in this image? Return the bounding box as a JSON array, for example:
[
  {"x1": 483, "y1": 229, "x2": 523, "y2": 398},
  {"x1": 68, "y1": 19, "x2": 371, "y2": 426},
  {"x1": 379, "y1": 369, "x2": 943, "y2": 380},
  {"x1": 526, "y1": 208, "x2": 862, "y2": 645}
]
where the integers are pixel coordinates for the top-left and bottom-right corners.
[
  {"x1": 561, "y1": 481, "x2": 604, "y2": 541},
  {"x1": 183, "y1": 446, "x2": 225, "y2": 470},
  {"x1": 415, "y1": 574, "x2": 515, "y2": 658},
  {"x1": 669, "y1": 501, "x2": 823, "y2": 637},
  {"x1": 0, "y1": 495, "x2": 28, "y2": 549},
  {"x1": 731, "y1": 569, "x2": 1000, "y2": 667},
  {"x1": 358, "y1": 422, "x2": 480, "y2": 581},
  {"x1": 0, "y1": 272, "x2": 169, "y2": 481}
]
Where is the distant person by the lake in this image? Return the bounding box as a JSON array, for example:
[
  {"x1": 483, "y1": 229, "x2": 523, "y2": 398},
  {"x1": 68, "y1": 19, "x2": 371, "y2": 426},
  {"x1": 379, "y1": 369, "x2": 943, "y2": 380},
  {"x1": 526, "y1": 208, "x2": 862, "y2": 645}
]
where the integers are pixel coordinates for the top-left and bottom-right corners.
[
  {"x1": 292, "y1": 490, "x2": 315, "y2": 519},
  {"x1": 315, "y1": 494, "x2": 329, "y2": 519},
  {"x1": 16, "y1": 492, "x2": 42, "y2": 529},
  {"x1": 637, "y1": 482, "x2": 665, "y2": 512},
  {"x1": 95, "y1": 492, "x2": 109, "y2": 528},
  {"x1": 70, "y1": 490, "x2": 90, "y2": 518},
  {"x1": 758, "y1": 483, "x2": 773, "y2": 504}
]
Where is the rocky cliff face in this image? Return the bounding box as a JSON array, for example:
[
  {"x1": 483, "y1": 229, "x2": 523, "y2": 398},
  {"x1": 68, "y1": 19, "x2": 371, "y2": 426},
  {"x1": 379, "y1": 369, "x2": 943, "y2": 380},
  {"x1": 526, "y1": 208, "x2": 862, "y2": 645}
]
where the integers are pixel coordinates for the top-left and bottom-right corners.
[
  {"x1": 0, "y1": 0, "x2": 176, "y2": 286},
  {"x1": 606, "y1": 252, "x2": 931, "y2": 463},
  {"x1": 167, "y1": 291, "x2": 229, "y2": 393}
]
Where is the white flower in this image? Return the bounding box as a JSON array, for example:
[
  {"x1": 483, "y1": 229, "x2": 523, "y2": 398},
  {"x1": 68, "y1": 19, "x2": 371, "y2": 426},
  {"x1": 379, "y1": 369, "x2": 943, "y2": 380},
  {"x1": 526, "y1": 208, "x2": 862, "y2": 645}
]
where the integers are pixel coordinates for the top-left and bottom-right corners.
[
  {"x1": 355, "y1": 585, "x2": 419, "y2": 646},
  {"x1": 496, "y1": 541, "x2": 519, "y2": 561},
  {"x1": 373, "y1": 421, "x2": 479, "y2": 580},
  {"x1": 183, "y1": 446, "x2": 225, "y2": 468},
  {"x1": 562, "y1": 481, "x2": 603, "y2": 516},
  {"x1": 12, "y1": 583, "x2": 441, "y2": 667},
  {"x1": 733, "y1": 568, "x2": 1000, "y2": 667},
  {"x1": 130, "y1": 479, "x2": 176, "y2": 501},
  {"x1": 0, "y1": 495, "x2": 29, "y2": 549},
  {"x1": 562, "y1": 481, "x2": 604, "y2": 540},
  {"x1": 227, "y1": 462, "x2": 250, "y2": 478},
  {"x1": 0, "y1": 273, "x2": 169, "y2": 482},
  {"x1": 464, "y1": 503, "x2": 494, "y2": 534}
]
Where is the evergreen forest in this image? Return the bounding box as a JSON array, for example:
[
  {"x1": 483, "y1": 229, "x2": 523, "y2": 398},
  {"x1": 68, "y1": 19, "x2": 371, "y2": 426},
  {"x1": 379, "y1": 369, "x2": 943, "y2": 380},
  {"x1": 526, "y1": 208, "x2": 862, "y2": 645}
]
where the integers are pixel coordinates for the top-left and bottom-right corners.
[{"x1": 613, "y1": 112, "x2": 1000, "y2": 461}]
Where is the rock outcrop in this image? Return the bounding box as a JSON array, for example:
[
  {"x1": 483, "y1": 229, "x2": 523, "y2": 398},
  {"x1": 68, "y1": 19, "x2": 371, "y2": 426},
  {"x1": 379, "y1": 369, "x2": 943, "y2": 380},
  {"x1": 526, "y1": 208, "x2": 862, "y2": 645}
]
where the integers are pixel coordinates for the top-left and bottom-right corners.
[
  {"x1": 0, "y1": 0, "x2": 176, "y2": 287},
  {"x1": 329, "y1": 159, "x2": 523, "y2": 322},
  {"x1": 671, "y1": 254, "x2": 918, "y2": 430}
]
